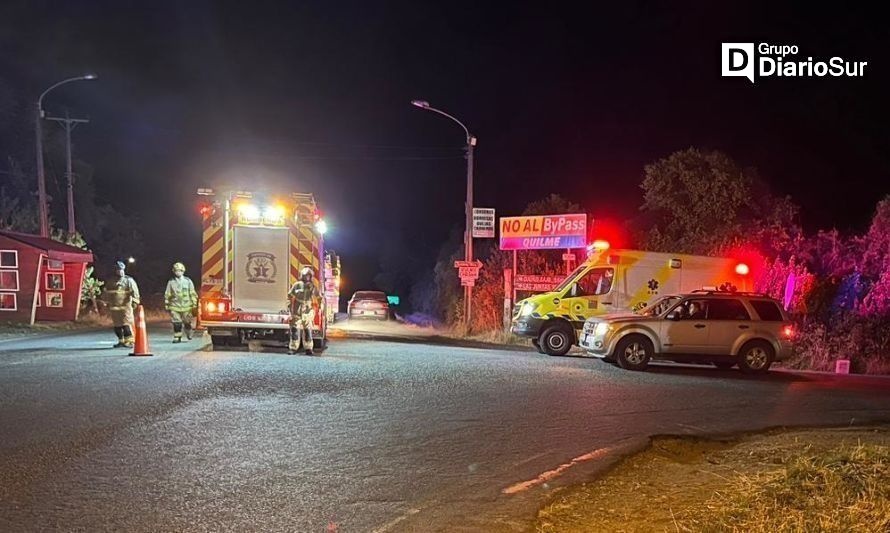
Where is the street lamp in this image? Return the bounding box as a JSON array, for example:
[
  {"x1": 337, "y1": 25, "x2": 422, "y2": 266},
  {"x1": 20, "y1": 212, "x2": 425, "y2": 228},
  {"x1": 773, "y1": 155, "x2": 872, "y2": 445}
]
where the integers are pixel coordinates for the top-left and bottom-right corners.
[
  {"x1": 35, "y1": 74, "x2": 97, "y2": 237},
  {"x1": 411, "y1": 99, "x2": 477, "y2": 329}
]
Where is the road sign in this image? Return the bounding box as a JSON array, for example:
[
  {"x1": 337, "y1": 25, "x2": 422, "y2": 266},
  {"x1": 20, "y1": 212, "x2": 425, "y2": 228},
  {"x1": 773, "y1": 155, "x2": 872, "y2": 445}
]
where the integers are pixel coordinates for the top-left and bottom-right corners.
[
  {"x1": 514, "y1": 274, "x2": 564, "y2": 292},
  {"x1": 499, "y1": 213, "x2": 587, "y2": 250},
  {"x1": 455, "y1": 259, "x2": 482, "y2": 284},
  {"x1": 472, "y1": 208, "x2": 496, "y2": 238},
  {"x1": 459, "y1": 266, "x2": 481, "y2": 279},
  {"x1": 562, "y1": 252, "x2": 576, "y2": 262}
]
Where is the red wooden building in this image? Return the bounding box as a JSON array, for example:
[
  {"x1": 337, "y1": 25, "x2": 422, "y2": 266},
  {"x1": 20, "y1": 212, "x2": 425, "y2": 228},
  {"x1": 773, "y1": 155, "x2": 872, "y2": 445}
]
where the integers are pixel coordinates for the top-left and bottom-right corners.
[{"x1": 0, "y1": 230, "x2": 94, "y2": 324}]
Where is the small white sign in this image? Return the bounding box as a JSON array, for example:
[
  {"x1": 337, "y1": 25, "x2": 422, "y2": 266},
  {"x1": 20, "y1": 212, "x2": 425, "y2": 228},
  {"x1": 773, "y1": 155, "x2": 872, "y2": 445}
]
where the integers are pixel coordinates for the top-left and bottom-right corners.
[{"x1": 472, "y1": 208, "x2": 496, "y2": 238}]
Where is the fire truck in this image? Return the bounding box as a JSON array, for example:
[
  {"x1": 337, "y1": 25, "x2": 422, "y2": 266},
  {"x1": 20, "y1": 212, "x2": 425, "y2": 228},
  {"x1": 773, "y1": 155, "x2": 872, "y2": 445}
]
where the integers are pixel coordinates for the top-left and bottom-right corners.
[{"x1": 196, "y1": 188, "x2": 329, "y2": 350}]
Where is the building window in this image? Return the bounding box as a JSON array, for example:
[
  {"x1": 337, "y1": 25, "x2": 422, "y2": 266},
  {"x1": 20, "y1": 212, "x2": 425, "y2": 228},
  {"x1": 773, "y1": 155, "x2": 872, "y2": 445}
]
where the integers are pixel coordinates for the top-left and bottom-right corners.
[
  {"x1": 47, "y1": 259, "x2": 64, "y2": 271},
  {"x1": 0, "y1": 250, "x2": 17, "y2": 269},
  {"x1": 0, "y1": 292, "x2": 16, "y2": 311},
  {"x1": 0, "y1": 270, "x2": 18, "y2": 291},
  {"x1": 45, "y1": 292, "x2": 63, "y2": 308},
  {"x1": 46, "y1": 272, "x2": 65, "y2": 291}
]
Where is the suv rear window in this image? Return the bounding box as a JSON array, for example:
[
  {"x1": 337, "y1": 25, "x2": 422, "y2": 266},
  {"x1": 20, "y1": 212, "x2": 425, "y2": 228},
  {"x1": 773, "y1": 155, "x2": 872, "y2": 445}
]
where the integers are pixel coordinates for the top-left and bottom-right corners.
[
  {"x1": 750, "y1": 300, "x2": 784, "y2": 321},
  {"x1": 707, "y1": 299, "x2": 750, "y2": 320}
]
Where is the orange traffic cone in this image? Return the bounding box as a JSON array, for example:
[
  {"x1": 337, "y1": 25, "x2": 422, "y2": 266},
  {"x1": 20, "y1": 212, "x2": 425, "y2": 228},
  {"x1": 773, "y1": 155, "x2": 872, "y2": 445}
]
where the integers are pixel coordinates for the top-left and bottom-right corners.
[{"x1": 129, "y1": 305, "x2": 154, "y2": 357}]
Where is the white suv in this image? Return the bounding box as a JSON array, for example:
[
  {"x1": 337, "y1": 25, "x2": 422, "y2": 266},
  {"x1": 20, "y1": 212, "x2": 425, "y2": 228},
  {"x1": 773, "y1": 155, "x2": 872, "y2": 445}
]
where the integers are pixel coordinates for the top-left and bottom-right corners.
[{"x1": 578, "y1": 292, "x2": 795, "y2": 373}]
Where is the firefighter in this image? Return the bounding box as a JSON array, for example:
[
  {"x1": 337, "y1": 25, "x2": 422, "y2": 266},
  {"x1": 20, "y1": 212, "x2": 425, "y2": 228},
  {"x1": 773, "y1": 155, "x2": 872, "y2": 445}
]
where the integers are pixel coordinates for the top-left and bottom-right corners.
[
  {"x1": 165, "y1": 262, "x2": 199, "y2": 343},
  {"x1": 105, "y1": 260, "x2": 140, "y2": 348},
  {"x1": 288, "y1": 266, "x2": 319, "y2": 355}
]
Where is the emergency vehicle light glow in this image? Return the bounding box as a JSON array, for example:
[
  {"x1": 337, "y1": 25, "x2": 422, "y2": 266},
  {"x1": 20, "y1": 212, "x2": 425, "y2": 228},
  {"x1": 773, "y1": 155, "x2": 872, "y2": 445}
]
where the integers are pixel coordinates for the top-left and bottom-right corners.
[
  {"x1": 205, "y1": 301, "x2": 227, "y2": 313},
  {"x1": 735, "y1": 263, "x2": 750, "y2": 276},
  {"x1": 315, "y1": 219, "x2": 328, "y2": 234},
  {"x1": 262, "y1": 205, "x2": 285, "y2": 223},
  {"x1": 237, "y1": 203, "x2": 260, "y2": 221},
  {"x1": 588, "y1": 240, "x2": 610, "y2": 251}
]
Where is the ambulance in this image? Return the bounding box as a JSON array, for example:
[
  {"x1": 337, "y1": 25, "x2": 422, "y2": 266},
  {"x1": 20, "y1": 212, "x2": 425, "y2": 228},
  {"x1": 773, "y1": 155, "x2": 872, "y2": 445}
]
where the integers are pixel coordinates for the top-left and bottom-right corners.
[
  {"x1": 511, "y1": 245, "x2": 753, "y2": 355},
  {"x1": 195, "y1": 188, "x2": 329, "y2": 350}
]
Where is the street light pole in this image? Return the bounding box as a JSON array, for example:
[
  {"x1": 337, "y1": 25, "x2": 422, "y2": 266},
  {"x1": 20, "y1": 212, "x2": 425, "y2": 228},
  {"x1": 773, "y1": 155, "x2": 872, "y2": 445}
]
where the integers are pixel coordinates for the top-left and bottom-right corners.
[
  {"x1": 35, "y1": 74, "x2": 97, "y2": 237},
  {"x1": 411, "y1": 100, "x2": 477, "y2": 329}
]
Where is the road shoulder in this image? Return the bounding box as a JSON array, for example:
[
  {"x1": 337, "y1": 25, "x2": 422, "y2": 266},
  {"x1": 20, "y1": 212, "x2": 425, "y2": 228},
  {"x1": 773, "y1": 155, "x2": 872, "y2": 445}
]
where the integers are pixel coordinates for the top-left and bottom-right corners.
[{"x1": 536, "y1": 425, "x2": 890, "y2": 532}]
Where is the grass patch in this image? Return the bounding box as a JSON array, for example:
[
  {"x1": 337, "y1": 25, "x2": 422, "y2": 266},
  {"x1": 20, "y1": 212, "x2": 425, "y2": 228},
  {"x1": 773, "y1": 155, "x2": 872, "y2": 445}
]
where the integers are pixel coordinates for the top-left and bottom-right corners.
[
  {"x1": 536, "y1": 427, "x2": 890, "y2": 533},
  {"x1": 681, "y1": 441, "x2": 890, "y2": 532}
]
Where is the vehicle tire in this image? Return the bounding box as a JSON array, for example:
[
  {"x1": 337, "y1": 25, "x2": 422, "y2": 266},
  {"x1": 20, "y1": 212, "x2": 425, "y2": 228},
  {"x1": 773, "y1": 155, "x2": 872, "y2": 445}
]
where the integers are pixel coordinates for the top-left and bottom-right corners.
[
  {"x1": 614, "y1": 335, "x2": 654, "y2": 371},
  {"x1": 713, "y1": 361, "x2": 735, "y2": 370},
  {"x1": 539, "y1": 324, "x2": 574, "y2": 356},
  {"x1": 210, "y1": 335, "x2": 228, "y2": 349},
  {"x1": 532, "y1": 338, "x2": 546, "y2": 354},
  {"x1": 737, "y1": 340, "x2": 774, "y2": 374}
]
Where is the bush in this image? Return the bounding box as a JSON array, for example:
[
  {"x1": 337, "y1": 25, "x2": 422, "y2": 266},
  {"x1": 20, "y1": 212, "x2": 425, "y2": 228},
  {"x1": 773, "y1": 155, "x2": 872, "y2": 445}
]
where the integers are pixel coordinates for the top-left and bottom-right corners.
[{"x1": 789, "y1": 314, "x2": 890, "y2": 374}]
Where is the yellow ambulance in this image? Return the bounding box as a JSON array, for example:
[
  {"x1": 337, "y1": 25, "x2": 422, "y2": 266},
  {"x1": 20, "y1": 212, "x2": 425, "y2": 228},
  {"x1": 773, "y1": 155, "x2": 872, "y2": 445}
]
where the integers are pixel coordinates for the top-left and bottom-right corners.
[{"x1": 511, "y1": 247, "x2": 752, "y2": 355}]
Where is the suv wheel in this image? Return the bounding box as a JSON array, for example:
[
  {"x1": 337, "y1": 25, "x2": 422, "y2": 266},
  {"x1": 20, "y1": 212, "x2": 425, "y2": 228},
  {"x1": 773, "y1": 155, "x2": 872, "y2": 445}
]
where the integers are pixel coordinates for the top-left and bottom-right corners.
[
  {"x1": 539, "y1": 324, "x2": 574, "y2": 356},
  {"x1": 532, "y1": 338, "x2": 546, "y2": 354},
  {"x1": 615, "y1": 336, "x2": 653, "y2": 371},
  {"x1": 738, "y1": 341, "x2": 774, "y2": 374}
]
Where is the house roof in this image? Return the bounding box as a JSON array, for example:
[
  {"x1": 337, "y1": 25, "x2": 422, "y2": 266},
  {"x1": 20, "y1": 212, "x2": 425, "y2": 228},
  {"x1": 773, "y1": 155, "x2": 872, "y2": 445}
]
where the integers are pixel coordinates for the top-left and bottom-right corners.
[{"x1": 0, "y1": 230, "x2": 94, "y2": 263}]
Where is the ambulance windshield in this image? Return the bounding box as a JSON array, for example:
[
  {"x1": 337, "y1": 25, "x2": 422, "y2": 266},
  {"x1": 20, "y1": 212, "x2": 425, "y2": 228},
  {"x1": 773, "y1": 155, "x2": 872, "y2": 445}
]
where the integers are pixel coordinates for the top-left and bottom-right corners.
[{"x1": 554, "y1": 265, "x2": 586, "y2": 293}]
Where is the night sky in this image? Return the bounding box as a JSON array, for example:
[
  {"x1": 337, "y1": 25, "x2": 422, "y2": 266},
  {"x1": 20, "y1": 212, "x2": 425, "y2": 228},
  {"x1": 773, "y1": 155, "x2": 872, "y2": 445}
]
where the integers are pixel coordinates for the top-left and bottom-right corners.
[{"x1": 1, "y1": 2, "x2": 887, "y2": 300}]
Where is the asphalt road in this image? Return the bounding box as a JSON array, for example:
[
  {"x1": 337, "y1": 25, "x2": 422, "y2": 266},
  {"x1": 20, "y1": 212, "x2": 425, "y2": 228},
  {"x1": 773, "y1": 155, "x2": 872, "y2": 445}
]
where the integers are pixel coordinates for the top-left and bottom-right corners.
[{"x1": 1, "y1": 326, "x2": 889, "y2": 532}]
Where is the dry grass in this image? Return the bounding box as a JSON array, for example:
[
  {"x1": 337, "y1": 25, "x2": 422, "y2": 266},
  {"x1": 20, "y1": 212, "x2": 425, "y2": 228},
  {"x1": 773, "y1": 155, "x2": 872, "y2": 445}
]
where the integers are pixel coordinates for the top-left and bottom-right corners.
[
  {"x1": 680, "y1": 441, "x2": 890, "y2": 532},
  {"x1": 536, "y1": 427, "x2": 890, "y2": 533}
]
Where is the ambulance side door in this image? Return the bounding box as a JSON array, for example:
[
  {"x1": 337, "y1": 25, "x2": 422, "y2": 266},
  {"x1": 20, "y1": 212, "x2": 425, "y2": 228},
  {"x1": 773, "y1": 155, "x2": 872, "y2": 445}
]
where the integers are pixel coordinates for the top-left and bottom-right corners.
[{"x1": 571, "y1": 267, "x2": 617, "y2": 315}]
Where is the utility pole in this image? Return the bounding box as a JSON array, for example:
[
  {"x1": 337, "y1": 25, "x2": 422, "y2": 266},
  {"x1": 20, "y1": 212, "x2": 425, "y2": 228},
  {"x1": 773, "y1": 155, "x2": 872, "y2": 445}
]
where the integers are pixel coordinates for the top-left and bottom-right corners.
[
  {"x1": 464, "y1": 136, "x2": 476, "y2": 328},
  {"x1": 34, "y1": 103, "x2": 49, "y2": 237},
  {"x1": 45, "y1": 111, "x2": 89, "y2": 237},
  {"x1": 34, "y1": 74, "x2": 97, "y2": 238}
]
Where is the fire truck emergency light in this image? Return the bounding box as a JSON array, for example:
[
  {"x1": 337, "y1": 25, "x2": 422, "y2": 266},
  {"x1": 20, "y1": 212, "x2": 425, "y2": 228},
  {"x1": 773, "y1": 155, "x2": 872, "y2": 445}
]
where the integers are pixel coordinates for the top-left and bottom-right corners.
[
  {"x1": 315, "y1": 219, "x2": 328, "y2": 234},
  {"x1": 262, "y1": 205, "x2": 285, "y2": 223},
  {"x1": 237, "y1": 203, "x2": 260, "y2": 222}
]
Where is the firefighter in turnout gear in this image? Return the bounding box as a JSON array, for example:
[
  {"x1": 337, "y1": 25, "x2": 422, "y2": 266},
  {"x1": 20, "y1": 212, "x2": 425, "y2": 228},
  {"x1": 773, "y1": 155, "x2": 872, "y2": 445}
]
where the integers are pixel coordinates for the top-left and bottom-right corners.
[
  {"x1": 104, "y1": 260, "x2": 140, "y2": 348},
  {"x1": 288, "y1": 266, "x2": 320, "y2": 355},
  {"x1": 165, "y1": 262, "x2": 199, "y2": 343}
]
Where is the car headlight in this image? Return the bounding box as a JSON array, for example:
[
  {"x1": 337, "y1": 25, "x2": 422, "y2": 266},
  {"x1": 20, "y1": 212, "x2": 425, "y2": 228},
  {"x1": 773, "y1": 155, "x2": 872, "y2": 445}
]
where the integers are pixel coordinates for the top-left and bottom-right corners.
[
  {"x1": 594, "y1": 322, "x2": 610, "y2": 336},
  {"x1": 520, "y1": 302, "x2": 538, "y2": 316}
]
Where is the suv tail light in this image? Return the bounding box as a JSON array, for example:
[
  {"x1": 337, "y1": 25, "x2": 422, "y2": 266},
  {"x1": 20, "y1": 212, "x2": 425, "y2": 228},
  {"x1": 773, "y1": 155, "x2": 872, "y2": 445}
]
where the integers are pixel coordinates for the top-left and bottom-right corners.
[{"x1": 782, "y1": 324, "x2": 795, "y2": 339}]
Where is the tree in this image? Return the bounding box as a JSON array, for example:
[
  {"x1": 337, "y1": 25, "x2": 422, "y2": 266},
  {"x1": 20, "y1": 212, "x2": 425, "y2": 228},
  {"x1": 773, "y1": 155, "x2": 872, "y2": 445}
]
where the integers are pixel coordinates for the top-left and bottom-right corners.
[
  {"x1": 523, "y1": 194, "x2": 581, "y2": 216},
  {"x1": 50, "y1": 230, "x2": 104, "y2": 314},
  {"x1": 639, "y1": 148, "x2": 800, "y2": 255}
]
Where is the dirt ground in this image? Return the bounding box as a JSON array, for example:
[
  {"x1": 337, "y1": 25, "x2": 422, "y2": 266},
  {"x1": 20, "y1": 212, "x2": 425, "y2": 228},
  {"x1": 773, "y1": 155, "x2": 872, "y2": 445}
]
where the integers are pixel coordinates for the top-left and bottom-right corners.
[{"x1": 535, "y1": 426, "x2": 890, "y2": 532}]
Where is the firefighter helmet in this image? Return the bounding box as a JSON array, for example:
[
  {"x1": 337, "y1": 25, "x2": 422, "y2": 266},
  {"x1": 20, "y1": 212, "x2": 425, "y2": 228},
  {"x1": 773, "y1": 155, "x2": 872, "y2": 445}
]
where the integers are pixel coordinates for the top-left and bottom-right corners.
[
  {"x1": 114, "y1": 260, "x2": 126, "y2": 271},
  {"x1": 300, "y1": 266, "x2": 314, "y2": 278},
  {"x1": 172, "y1": 262, "x2": 186, "y2": 273}
]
